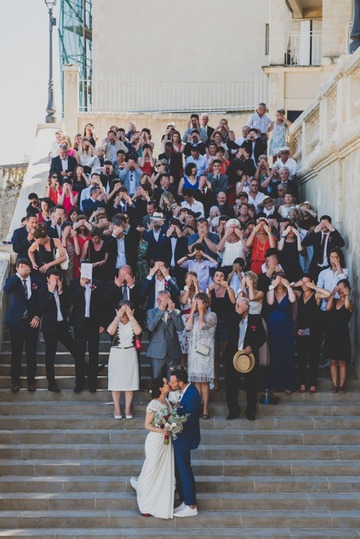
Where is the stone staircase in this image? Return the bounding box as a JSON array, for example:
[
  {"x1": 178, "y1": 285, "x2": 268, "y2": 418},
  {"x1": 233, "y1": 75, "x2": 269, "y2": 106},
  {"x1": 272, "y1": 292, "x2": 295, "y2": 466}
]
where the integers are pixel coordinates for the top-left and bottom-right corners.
[{"x1": 0, "y1": 333, "x2": 360, "y2": 538}]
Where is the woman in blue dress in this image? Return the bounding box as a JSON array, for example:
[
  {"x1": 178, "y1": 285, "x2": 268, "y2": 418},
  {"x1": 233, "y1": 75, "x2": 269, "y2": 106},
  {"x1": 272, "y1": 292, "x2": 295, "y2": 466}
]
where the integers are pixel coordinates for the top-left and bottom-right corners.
[
  {"x1": 268, "y1": 109, "x2": 292, "y2": 162},
  {"x1": 266, "y1": 272, "x2": 297, "y2": 394},
  {"x1": 177, "y1": 163, "x2": 199, "y2": 197}
]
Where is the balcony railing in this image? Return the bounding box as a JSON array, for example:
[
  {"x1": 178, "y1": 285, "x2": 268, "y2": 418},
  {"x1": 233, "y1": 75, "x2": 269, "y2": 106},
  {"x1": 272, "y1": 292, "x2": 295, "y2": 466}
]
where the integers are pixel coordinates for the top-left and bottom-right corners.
[
  {"x1": 79, "y1": 77, "x2": 269, "y2": 114},
  {"x1": 284, "y1": 31, "x2": 322, "y2": 66}
]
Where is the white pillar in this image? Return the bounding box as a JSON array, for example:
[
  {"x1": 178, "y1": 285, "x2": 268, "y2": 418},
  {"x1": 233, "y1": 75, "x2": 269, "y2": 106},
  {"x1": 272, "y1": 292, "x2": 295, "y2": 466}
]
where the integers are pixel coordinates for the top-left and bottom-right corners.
[{"x1": 63, "y1": 64, "x2": 80, "y2": 137}]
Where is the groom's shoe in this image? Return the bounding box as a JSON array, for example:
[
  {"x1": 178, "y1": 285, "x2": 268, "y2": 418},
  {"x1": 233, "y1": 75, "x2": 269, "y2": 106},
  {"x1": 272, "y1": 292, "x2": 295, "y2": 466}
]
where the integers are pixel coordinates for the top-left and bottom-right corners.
[
  {"x1": 174, "y1": 502, "x2": 186, "y2": 513},
  {"x1": 174, "y1": 505, "x2": 198, "y2": 517}
]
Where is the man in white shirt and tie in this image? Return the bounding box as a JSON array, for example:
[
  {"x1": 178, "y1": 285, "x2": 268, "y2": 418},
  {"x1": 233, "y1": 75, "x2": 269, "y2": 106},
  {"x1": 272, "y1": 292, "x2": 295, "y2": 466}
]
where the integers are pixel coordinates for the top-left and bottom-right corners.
[
  {"x1": 39, "y1": 269, "x2": 79, "y2": 393},
  {"x1": 224, "y1": 297, "x2": 266, "y2": 421}
]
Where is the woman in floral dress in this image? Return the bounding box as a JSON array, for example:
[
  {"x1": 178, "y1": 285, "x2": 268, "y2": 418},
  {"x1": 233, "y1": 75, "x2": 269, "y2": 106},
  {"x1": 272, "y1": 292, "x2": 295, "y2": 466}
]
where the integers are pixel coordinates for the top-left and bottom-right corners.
[
  {"x1": 178, "y1": 272, "x2": 199, "y2": 365},
  {"x1": 186, "y1": 292, "x2": 217, "y2": 419}
]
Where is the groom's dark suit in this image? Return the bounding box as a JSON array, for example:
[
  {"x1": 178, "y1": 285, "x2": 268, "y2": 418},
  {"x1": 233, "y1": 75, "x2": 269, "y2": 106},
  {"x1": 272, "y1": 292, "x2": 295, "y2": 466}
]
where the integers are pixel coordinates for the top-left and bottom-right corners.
[{"x1": 173, "y1": 383, "x2": 201, "y2": 506}]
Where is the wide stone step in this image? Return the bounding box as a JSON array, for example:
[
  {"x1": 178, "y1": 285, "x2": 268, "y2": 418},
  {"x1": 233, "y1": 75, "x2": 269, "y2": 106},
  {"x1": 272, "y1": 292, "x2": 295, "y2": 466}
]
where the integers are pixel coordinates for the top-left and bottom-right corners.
[
  {"x1": 1, "y1": 474, "x2": 360, "y2": 493},
  {"x1": 1, "y1": 385, "x2": 360, "y2": 404},
  {"x1": 0, "y1": 528, "x2": 359, "y2": 539},
  {"x1": 2, "y1": 491, "x2": 360, "y2": 511},
  {"x1": 1, "y1": 442, "x2": 358, "y2": 461},
  {"x1": 1, "y1": 458, "x2": 360, "y2": 478},
  {"x1": 1, "y1": 413, "x2": 360, "y2": 431},
  {"x1": 1, "y1": 509, "x2": 360, "y2": 530},
  {"x1": 2, "y1": 427, "x2": 360, "y2": 446},
  {"x1": 2, "y1": 399, "x2": 360, "y2": 418}
]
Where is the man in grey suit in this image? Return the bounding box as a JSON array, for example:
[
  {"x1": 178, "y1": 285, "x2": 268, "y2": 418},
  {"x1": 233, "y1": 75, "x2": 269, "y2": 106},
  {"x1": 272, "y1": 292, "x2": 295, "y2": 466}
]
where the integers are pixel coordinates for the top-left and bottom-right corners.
[{"x1": 146, "y1": 290, "x2": 184, "y2": 378}]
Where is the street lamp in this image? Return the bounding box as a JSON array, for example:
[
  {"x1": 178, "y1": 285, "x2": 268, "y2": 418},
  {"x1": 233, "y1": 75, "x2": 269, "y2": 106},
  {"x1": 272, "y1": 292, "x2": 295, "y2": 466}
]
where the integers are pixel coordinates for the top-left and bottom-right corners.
[
  {"x1": 44, "y1": 0, "x2": 57, "y2": 123},
  {"x1": 349, "y1": 0, "x2": 360, "y2": 54}
]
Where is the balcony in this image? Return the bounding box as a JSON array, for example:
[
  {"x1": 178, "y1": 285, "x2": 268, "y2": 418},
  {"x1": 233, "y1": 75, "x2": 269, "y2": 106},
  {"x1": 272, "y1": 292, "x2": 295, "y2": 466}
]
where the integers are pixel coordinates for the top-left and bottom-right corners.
[
  {"x1": 284, "y1": 31, "x2": 322, "y2": 66},
  {"x1": 78, "y1": 77, "x2": 270, "y2": 114}
]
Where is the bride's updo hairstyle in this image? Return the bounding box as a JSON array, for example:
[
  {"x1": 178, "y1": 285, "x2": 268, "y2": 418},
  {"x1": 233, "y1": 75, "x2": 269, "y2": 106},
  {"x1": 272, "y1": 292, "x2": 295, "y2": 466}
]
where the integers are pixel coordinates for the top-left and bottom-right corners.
[{"x1": 148, "y1": 377, "x2": 165, "y2": 398}]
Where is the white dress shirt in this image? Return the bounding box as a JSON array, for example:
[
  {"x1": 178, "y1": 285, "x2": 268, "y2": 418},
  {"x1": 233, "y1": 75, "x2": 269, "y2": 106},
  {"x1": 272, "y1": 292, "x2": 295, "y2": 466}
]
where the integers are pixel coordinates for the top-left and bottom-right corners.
[{"x1": 238, "y1": 316, "x2": 249, "y2": 350}]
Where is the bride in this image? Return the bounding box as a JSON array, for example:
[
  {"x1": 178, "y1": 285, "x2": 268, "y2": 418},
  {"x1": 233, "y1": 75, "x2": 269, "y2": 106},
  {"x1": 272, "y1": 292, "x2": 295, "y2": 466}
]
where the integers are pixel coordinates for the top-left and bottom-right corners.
[{"x1": 130, "y1": 377, "x2": 175, "y2": 519}]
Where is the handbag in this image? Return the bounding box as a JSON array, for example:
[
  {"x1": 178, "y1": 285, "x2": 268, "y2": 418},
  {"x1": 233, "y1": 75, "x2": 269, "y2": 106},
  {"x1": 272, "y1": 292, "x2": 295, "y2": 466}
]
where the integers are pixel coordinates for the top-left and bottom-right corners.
[
  {"x1": 195, "y1": 343, "x2": 210, "y2": 356},
  {"x1": 297, "y1": 328, "x2": 311, "y2": 337},
  {"x1": 55, "y1": 248, "x2": 70, "y2": 270},
  {"x1": 134, "y1": 337, "x2": 142, "y2": 351}
]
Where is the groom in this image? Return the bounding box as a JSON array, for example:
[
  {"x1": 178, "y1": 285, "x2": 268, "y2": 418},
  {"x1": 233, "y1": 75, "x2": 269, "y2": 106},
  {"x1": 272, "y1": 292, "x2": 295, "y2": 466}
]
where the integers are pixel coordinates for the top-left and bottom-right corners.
[{"x1": 169, "y1": 368, "x2": 201, "y2": 518}]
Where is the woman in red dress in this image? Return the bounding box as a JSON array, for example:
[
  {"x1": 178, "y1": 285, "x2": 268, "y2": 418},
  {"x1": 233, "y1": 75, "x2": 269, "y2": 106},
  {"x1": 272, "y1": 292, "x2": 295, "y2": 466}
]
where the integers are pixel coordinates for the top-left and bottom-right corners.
[
  {"x1": 72, "y1": 215, "x2": 91, "y2": 278},
  {"x1": 246, "y1": 218, "x2": 276, "y2": 275}
]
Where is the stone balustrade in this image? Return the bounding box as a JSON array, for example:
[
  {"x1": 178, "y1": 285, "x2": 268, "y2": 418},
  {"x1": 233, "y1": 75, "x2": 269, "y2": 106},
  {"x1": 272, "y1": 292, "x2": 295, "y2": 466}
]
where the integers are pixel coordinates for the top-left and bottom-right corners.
[
  {"x1": 289, "y1": 46, "x2": 360, "y2": 372},
  {"x1": 0, "y1": 163, "x2": 28, "y2": 191},
  {"x1": 290, "y1": 46, "x2": 360, "y2": 177}
]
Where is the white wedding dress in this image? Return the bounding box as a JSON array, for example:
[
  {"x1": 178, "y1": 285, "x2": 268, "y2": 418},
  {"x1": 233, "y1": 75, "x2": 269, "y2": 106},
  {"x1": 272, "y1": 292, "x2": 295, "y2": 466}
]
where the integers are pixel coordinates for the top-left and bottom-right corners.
[{"x1": 132, "y1": 399, "x2": 175, "y2": 519}]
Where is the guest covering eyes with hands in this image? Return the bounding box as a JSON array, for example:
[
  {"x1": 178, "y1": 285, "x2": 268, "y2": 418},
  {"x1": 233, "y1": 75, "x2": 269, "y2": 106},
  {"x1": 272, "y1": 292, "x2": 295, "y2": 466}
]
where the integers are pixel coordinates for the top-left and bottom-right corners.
[
  {"x1": 323, "y1": 279, "x2": 354, "y2": 394},
  {"x1": 186, "y1": 292, "x2": 217, "y2": 419},
  {"x1": 107, "y1": 300, "x2": 142, "y2": 419},
  {"x1": 266, "y1": 273, "x2": 297, "y2": 395}
]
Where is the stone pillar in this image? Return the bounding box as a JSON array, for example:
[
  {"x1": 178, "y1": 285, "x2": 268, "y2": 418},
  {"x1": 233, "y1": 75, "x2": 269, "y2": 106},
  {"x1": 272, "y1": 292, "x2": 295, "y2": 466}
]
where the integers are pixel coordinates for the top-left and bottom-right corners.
[
  {"x1": 63, "y1": 64, "x2": 80, "y2": 137},
  {"x1": 267, "y1": 69, "x2": 285, "y2": 116},
  {"x1": 269, "y1": 0, "x2": 290, "y2": 65},
  {"x1": 322, "y1": 0, "x2": 353, "y2": 64}
]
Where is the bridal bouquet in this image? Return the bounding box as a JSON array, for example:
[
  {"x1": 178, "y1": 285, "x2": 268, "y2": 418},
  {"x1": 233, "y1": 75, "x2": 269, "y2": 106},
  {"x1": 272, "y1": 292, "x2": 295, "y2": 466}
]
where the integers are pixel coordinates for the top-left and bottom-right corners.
[{"x1": 153, "y1": 407, "x2": 189, "y2": 445}]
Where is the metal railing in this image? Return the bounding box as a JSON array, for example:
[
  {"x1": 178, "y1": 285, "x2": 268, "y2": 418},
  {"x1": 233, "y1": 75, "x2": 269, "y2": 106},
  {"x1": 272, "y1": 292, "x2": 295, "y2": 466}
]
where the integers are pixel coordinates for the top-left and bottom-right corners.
[
  {"x1": 79, "y1": 77, "x2": 269, "y2": 114},
  {"x1": 284, "y1": 31, "x2": 322, "y2": 66}
]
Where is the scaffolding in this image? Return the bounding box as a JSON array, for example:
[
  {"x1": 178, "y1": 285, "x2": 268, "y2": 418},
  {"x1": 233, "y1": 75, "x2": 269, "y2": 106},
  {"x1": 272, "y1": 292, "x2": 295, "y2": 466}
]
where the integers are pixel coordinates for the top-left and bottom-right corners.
[{"x1": 59, "y1": 0, "x2": 92, "y2": 112}]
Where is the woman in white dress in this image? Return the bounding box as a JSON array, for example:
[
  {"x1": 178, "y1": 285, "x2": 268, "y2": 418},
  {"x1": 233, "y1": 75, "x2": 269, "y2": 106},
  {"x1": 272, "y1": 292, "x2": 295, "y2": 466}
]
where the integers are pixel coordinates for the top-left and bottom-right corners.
[
  {"x1": 130, "y1": 377, "x2": 175, "y2": 519},
  {"x1": 217, "y1": 218, "x2": 247, "y2": 274},
  {"x1": 107, "y1": 300, "x2": 142, "y2": 419},
  {"x1": 186, "y1": 292, "x2": 217, "y2": 419}
]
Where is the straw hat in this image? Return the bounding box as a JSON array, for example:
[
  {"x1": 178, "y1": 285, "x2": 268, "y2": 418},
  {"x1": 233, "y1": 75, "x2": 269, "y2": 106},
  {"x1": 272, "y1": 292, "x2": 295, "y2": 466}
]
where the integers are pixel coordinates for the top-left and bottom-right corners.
[{"x1": 233, "y1": 350, "x2": 255, "y2": 373}]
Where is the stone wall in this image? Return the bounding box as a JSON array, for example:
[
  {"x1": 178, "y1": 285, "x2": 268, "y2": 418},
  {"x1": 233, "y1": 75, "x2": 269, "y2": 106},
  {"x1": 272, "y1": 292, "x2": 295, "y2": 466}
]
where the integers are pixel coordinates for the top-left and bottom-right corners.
[{"x1": 290, "y1": 47, "x2": 360, "y2": 373}]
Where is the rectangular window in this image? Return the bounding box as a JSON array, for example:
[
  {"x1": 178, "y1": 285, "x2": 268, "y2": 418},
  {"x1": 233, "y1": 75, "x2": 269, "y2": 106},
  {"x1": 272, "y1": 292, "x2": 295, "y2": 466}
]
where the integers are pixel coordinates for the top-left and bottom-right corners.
[{"x1": 265, "y1": 23, "x2": 269, "y2": 55}]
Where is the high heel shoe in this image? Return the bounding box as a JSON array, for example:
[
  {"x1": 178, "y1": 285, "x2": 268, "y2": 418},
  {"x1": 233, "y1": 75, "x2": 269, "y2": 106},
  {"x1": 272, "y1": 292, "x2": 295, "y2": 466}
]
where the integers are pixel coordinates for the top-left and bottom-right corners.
[
  {"x1": 338, "y1": 386, "x2": 345, "y2": 394},
  {"x1": 299, "y1": 385, "x2": 306, "y2": 394},
  {"x1": 309, "y1": 386, "x2": 316, "y2": 394},
  {"x1": 331, "y1": 385, "x2": 338, "y2": 393}
]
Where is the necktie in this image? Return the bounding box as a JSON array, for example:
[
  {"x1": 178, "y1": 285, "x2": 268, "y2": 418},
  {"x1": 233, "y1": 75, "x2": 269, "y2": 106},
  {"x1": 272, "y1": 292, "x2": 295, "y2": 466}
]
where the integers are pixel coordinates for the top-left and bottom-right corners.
[
  {"x1": 201, "y1": 188, "x2": 205, "y2": 195},
  {"x1": 318, "y1": 234, "x2": 327, "y2": 265},
  {"x1": 22, "y1": 279, "x2": 28, "y2": 299},
  {"x1": 122, "y1": 284, "x2": 128, "y2": 301},
  {"x1": 54, "y1": 289, "x2": 64, "y2": 322},
  {"x1": 178, "y1": 390, "x2": 183, "y2": 402}
]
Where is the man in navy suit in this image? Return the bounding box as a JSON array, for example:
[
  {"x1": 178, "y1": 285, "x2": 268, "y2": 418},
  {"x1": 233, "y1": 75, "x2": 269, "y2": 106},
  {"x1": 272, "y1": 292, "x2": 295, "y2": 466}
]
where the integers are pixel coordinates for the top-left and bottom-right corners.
[
  {"x1": 141, "y1": 259, "x2": 180, "y2": 311},
  {"x1": 11, "y1": 214, "x2": 38, "y2": 261},
  {"x1": 4, "y1": 258, "x2": 41, "y2": 392},
  {"x1": 143, "y1": 212, "x2": 168, "y2": 263},
  {"x1": 170, "y1": 368, "x2": 201, "y2": 518},
  {"x1": 49, "y1": 144, "x2": 77, "y2": 184}
]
